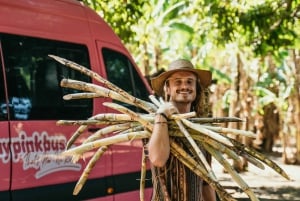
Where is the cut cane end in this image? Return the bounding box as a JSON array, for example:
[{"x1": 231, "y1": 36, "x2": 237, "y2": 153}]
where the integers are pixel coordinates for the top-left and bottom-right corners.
[
  {"x1": 48, "y1": 54, "x2": 56, "y2": 59},
  {"x1": 63, "y1": 94, "x2": 72, "y2": 100},
  {"x1": 48, "y1": 54, "x2": 64, "y2": 64},
  {"x1": 56, "y1": 120, "x2": 65, "y2": 125},
  {"x1": 72, "y1": 155, "x2": 81, "y2": 163},
  {"x1": 283, "y1": 173, "x2": 291, "y2": 181},
  {"x1": 73, "y1": 184, "x2": 83, "y2": 195}
]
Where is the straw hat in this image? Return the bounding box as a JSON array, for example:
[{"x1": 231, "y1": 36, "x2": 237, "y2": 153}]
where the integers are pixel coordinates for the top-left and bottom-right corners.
[{"x1": 150, "y1": 59, "x2": 212, "y2": 96}]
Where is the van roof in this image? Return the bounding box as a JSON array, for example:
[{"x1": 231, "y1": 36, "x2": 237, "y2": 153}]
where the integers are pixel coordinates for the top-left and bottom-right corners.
[{"x1": 0, "y1": 0, "x2": 123, "y2": 47}]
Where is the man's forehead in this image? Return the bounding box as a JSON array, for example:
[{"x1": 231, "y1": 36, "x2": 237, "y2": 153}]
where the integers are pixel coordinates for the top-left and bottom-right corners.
[{"x1": 168, "y1": 71, "x2": 197, "y2": 79}]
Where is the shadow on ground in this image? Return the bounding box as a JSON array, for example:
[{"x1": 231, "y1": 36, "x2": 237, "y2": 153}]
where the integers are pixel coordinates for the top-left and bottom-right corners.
[
  {"x1": 213, "y1": 153, "x2": 300, "y2": 201},
  {"x1": 227, "y1": 186, "x2": 300, "y2": 201}
]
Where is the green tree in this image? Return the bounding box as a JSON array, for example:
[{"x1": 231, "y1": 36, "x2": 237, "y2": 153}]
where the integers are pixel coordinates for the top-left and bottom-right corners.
[
  {"x1": 82, "y1": 0, "x2": 300, "y2": 164},
  {"x1": 82, "y1": 0, "x2": 146, "y2": 43}
]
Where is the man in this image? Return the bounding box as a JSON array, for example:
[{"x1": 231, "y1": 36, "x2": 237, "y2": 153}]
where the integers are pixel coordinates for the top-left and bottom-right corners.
[{"x1": 148, "y1": 59, "x2": 216, "y2": 201}]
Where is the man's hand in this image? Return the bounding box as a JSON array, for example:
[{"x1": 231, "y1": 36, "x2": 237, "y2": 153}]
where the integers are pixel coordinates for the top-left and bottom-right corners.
[{"x1": 156, "y1": 102, "x2": 178, "y2": 119}]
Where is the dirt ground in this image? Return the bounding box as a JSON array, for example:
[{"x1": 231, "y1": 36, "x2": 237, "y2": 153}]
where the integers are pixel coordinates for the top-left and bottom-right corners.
[{"x1": 212, "y1": 152, "x2": 300, "y2": 201}]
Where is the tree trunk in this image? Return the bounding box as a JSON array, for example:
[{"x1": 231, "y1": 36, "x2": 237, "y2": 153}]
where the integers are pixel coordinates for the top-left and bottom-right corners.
[
  {"x1": 262, "y1": 103, "x2": 280, "y2": 152},
  {"x1": 258, "y1": 55, "x2": 280, "y2": 154},
  {"x1": 228, "y1": 53, "x2": 251, "y2": 172},
  {"x1": 292, "y1": 49, "x2": 300, "y2": 164},
  {"x1": 142, "y1": 42, "x2": 150, "y2": 76}
]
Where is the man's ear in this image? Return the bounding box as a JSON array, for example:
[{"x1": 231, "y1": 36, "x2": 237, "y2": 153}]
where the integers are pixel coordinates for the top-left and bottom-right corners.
[
  {"x1": 163, "y1": 83, "x2": 170, "y2": 100},
  {"x1": 164, "y1": 84, "x2": 170, "y2": 95}
]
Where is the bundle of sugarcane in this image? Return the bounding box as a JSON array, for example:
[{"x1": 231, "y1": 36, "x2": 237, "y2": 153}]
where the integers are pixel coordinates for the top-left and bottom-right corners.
[{"x1": 49, "y1": 55, "x2": 290, "y2": 201}]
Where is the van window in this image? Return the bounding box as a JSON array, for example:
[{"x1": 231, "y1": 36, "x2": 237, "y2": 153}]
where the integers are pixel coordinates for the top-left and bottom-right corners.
[
  {"x1": 0, "y1": 34, "x2": 92, "y2": 120},
  {"x1": 0, "y1": 48, "x2": 7, "y2": 121},
  {"x1": 102, "y1": 48, "x2": 149, "y2": 112}
]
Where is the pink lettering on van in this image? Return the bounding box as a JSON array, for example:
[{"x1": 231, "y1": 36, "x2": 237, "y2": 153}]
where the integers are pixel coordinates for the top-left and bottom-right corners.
[{"x1": 0, "y1": 131, "x2": 81, "y2": 178}]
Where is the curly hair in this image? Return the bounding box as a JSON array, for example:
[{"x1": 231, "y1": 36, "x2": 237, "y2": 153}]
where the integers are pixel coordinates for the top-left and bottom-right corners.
[{"x1": 193, "y1": 83, "x2": 212, "y2": 117}]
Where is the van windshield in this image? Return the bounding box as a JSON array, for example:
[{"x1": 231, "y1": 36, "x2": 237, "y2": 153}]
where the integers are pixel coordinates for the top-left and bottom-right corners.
[{"x1": 0, "y1": 34, "x2": 92, "y2": 120}]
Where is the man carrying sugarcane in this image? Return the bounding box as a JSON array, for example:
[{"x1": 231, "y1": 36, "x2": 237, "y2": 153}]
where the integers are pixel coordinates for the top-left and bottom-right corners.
[{"x1": 148, "y1": 59, "x2": 216, "y2": 201}]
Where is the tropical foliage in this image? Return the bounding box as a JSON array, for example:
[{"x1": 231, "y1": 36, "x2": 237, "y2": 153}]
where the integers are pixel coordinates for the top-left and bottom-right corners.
[{"x1": 82, "y1": 0, "x2": 300, "y2": 165}]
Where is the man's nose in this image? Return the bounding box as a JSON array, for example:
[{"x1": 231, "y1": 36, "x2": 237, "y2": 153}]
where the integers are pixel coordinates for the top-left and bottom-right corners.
[{"x1": 181, "y1": 81, "x2": 190, "y2": 88}]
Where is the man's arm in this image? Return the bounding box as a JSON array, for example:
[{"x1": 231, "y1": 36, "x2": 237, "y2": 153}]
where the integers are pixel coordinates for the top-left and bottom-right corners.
[
  {"x1": 148, "y1": 113, "x2": 170, "y2": 167},
  {"x1": 202, "y1": 184, "x2": 217, "y2": 201}
]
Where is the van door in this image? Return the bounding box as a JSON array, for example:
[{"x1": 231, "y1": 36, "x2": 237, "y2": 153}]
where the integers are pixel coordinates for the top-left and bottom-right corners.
[
  {"x1": 97, "y1": 43, "x2": 153, "y2": 200},
  {"x1": 0, "y1": 45, "x2": 11, "y2": 201},
  {"x1": 1, "y1": 33, "x2": 113, "y2": 201}
]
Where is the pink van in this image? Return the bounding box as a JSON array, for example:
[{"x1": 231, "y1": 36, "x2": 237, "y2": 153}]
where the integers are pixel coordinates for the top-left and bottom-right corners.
[{"x1": 0, "y1": 0, "x2": 152, "y2": 200}]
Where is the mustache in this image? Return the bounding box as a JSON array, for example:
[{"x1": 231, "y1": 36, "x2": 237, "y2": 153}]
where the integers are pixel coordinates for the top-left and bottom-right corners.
[{"x1": 176, "y1": 89, "x2": 193, "y2": 93}]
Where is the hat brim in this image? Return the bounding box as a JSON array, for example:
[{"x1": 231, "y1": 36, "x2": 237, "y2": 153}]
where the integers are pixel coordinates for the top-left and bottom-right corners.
[{"x1": 151, "y1": 68, "x2": 212, "y2": 96}]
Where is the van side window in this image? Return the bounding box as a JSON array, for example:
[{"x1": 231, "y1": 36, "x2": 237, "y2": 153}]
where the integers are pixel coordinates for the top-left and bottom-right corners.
[
  {"x1": 1, "y1": 34, "x2": 92, "y2": 120},
  {"x1": 0, "y1": 48, "x2": 7, "y2": 120},
  {"x1": 102, "y1": 48, "x2": 149, "y2": 111}
]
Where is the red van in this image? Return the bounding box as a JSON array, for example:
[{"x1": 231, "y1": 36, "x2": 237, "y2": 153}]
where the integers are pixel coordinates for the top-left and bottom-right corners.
[{"x1": 0, "y1": 0, "x2": 152, "y2": 200}]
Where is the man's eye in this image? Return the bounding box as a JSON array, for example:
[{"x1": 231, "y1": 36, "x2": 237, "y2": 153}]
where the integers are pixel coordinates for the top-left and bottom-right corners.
[
  {"x1": 187, "y1": 79, "x2": 195, "y2": 85},
  {"x1": 174, "y1": 80, "x2": 181, "y2": 85}
]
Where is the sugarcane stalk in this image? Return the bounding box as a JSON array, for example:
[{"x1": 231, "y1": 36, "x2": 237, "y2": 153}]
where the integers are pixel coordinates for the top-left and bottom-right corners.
[
  {"x1": 190, "y1": 117, "x2": 244, "y2": 123},
  {"x1": 181, "y1": 118, "x2": 233, "y2": 147},
  {"x1": 65, "y1": 125, "x2": 87, "y2": 149},
  {"x1": 204, "y1": 144, "x2": 260, "y2": 201},
  {"x1": 62, "y1": 131, "x2": 150, "y2": 156},
  {"x1": 169, "y1": 139, "x2": 236, "y2": 201},
  {"x1": 93, "y1": 113, "x2": 134, "y2": 121},
  {"x1": 175, "y1": 119, "x2": 217, "y2": 180},
  {"x1": 169, "y1": 129, "x2": 243, "y2": 169},
  {"x1": 57, "y1": 113, "x2": 140, "y2": 127},
  {"x1": 92, "y1": 113, "x2": 157, "y2": 123},
  {"x1": 148, "y1": 94, "x2": 161, "y2": 107},
  {"x1": 84, "y1": 123, "x2": 132, "y2": 144},
  {"x1": 49, "y1": 54, "x2": 157, "y2": 113},
  {"x1": 120, "y1": 125, "x2": 145, "y2": 134},
  {"x1": 92, "y1": 112, "x2": 195, "y2": 125},
  {"x1": 103, "y1": 102, "x2": 154, "y2": 132},
  {"x1": 57, "y1": 119, "x2": 114, "y2": 126},
  {"x1": 73, "y1": 146, "x2": 108, "y2": 195},
  {"x1": 61, "y1": 78, "x2": 139, "y2": 109},
  {"x1": 140, "y1": 145, "x2": 147, "y2": 201},
  {"x1": 187, "y1": 132, "x2": 242, "y2": 163},
  {"x1": 240, "y1": 152, "x2": 265, "y2": 170},
  {"x1": 61, "y1": 113, "x2": 108, "y2": 149},
  {"x1": 229, "y1": 138, "x2": 290, "y2": 180},
  {"x1": 201, "y1": 125, "x2": 256, "y2": 138},
  {"x1": 170, "y1": 112, "x2": 196, "y2": 120},
  {"x1": 63, "y1": 92, "x2": 101, "y2": 100},
  {"x1": 190, "y1": 130, "x2": 264, "y2": 170}
]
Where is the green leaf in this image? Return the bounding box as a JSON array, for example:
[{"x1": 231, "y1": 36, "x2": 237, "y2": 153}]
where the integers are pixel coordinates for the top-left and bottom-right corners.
[{"x1": 169, "y1": 22, "x2": 194, "y2": 34}]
